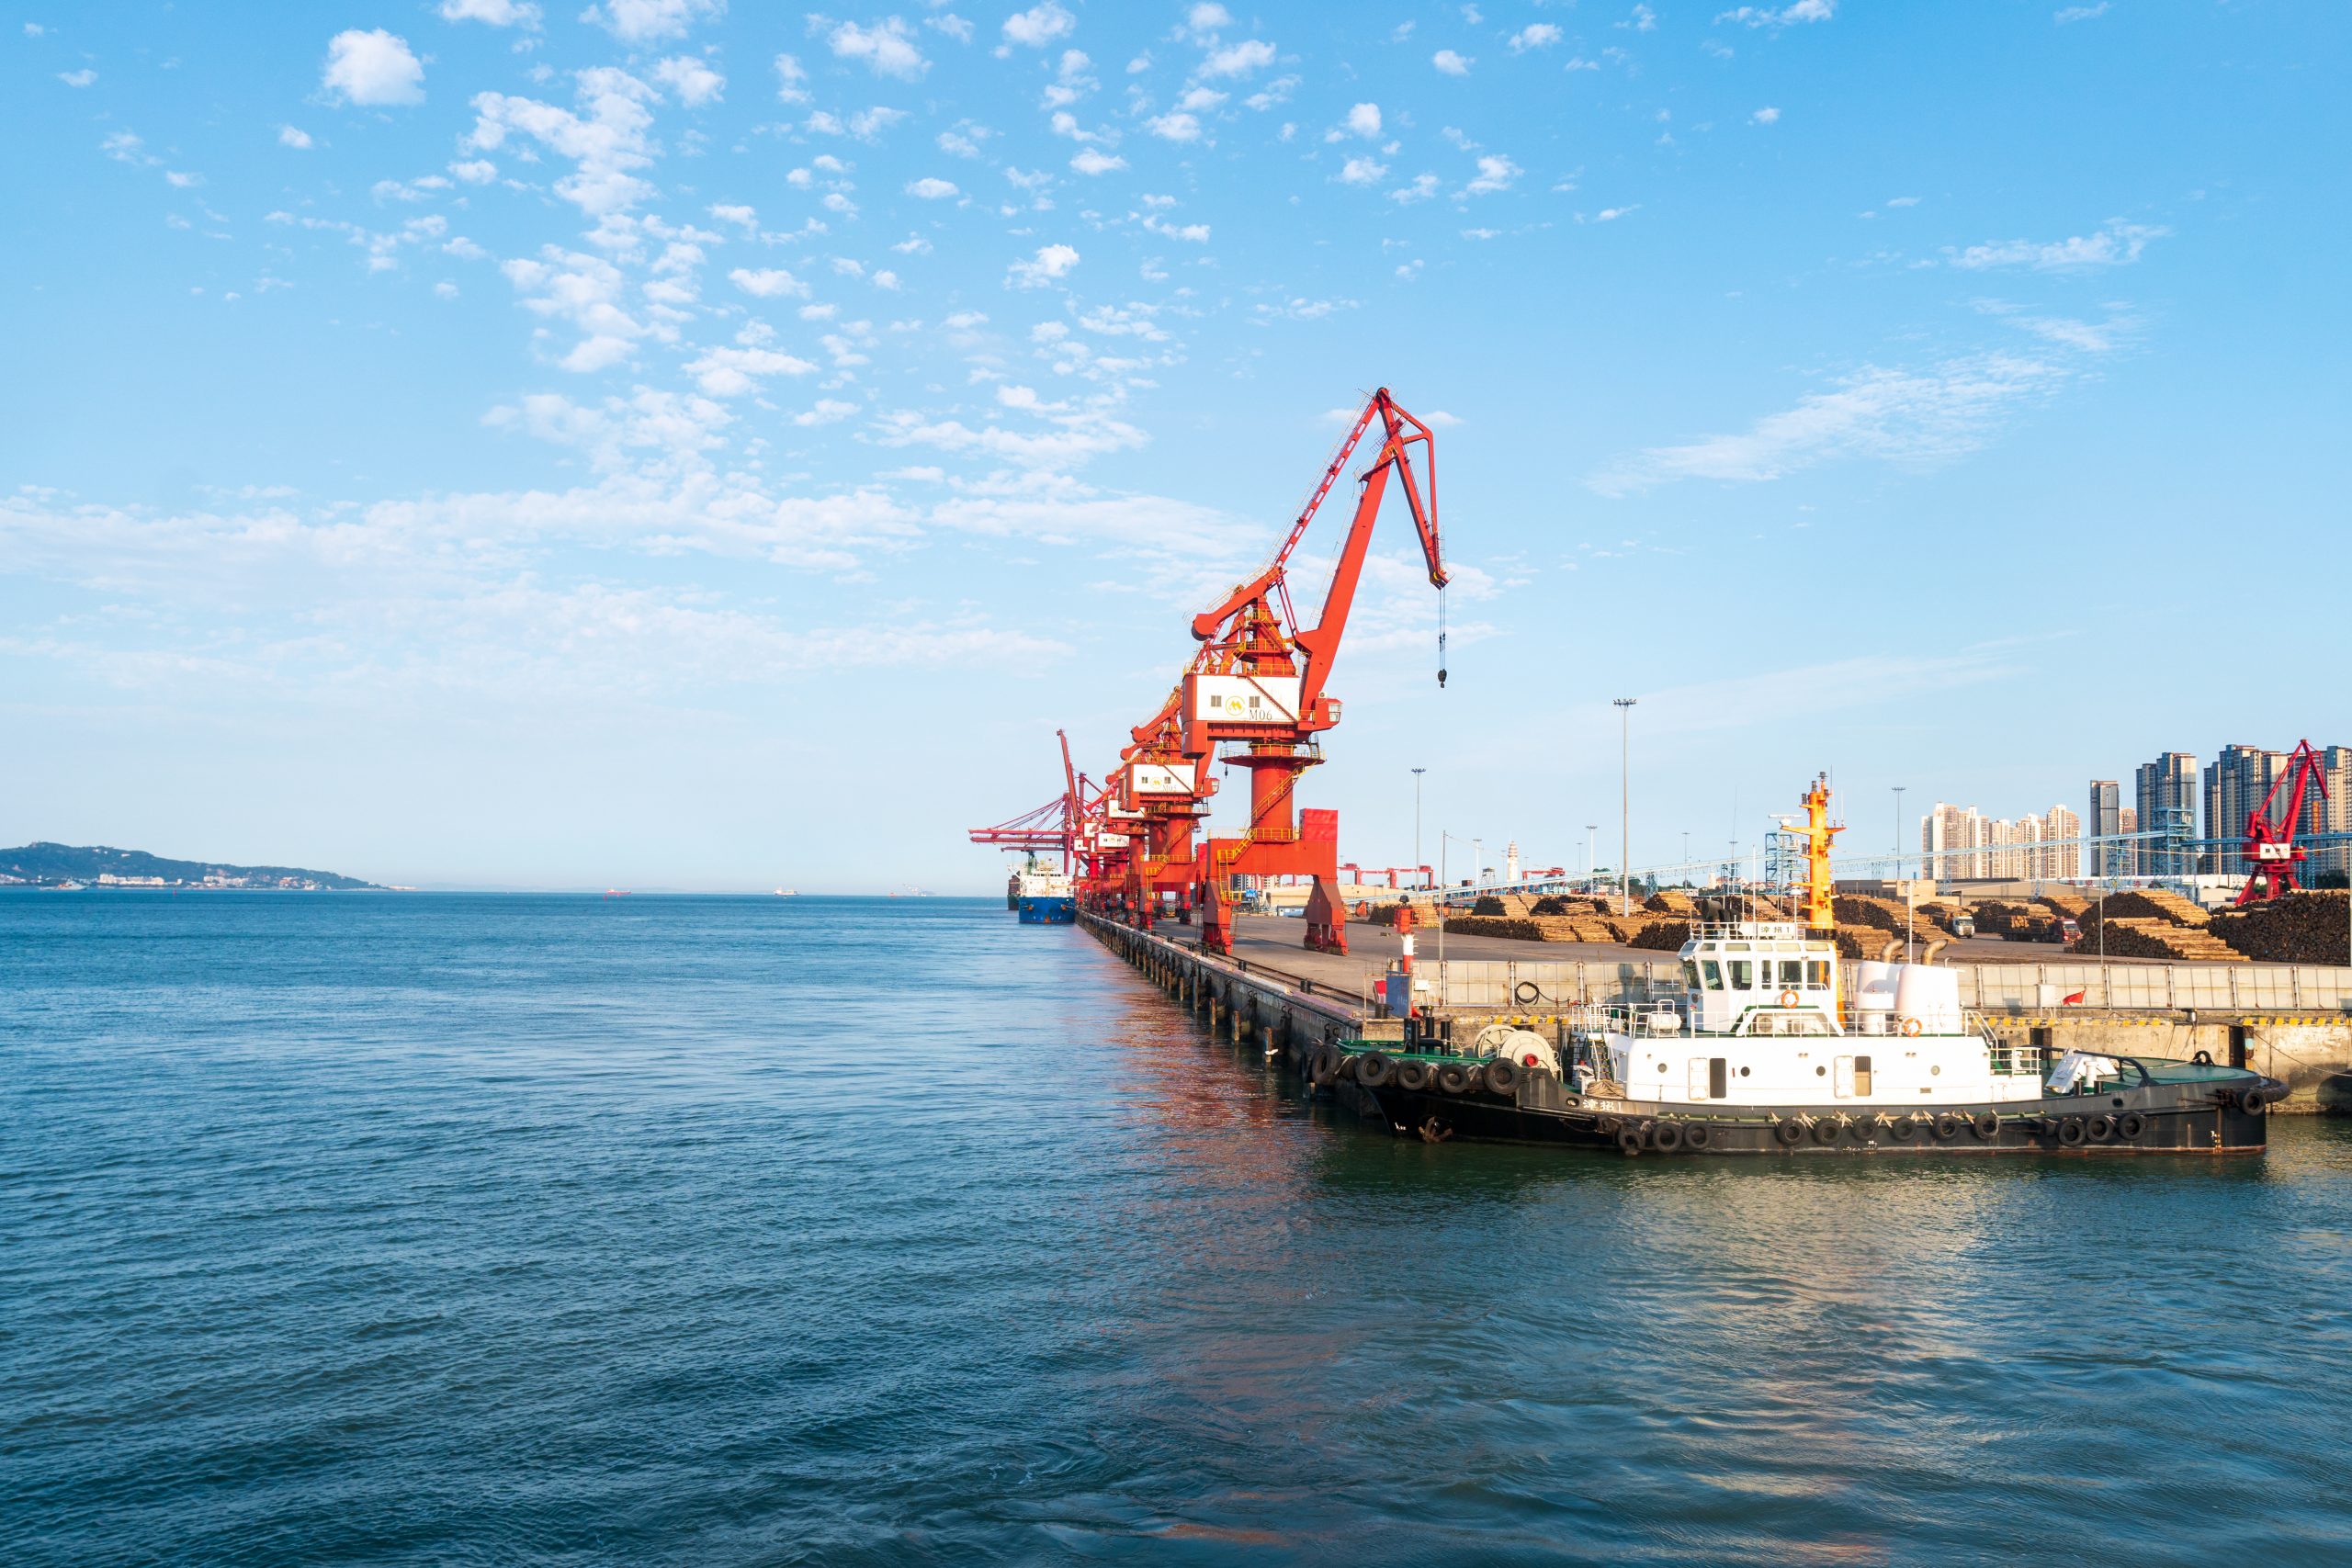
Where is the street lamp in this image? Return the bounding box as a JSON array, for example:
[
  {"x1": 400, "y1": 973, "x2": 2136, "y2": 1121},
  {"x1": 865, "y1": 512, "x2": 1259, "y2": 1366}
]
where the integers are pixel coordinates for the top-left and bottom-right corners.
[
  {"x1": 1586, "y1": 824, "x2": 1598, "y2": 886},
  {"x1": 1893, "y1": 785, "x2": 1906, "y2": 887},
  {"x1": 1613, "y1": 697, "x2": 1637, "y2": 913},
  {"x1": 1412, "y1": 768, "x2": 1426, "y2": 880}
]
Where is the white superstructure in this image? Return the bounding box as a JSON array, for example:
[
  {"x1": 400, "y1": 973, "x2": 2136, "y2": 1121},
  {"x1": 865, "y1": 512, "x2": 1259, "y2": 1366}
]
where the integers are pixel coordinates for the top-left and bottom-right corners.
[{"x1": 1589, "y1": 921, "x2": 2043, "y2": 1109}]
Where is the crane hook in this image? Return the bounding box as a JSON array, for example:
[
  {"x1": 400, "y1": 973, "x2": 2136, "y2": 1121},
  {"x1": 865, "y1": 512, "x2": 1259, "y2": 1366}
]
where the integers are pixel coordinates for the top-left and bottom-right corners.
[{"x1": 1437, "y1": 587, "x2": 1448, "y2": 688}]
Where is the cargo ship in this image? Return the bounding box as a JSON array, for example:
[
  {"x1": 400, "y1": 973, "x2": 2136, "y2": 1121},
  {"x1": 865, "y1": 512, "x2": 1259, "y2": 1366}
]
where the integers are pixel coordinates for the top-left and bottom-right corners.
[
  {"x1": 1329, "y1": 918, "x2": 2281, "y2": 1155},
  {"x1": 1013, "y1": 856, "x2": 1076, "y2": 925}
]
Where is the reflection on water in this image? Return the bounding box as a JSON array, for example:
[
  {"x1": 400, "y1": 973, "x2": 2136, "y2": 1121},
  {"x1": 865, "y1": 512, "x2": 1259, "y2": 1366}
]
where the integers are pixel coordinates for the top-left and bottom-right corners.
[{"x1": 5, "y1": 892, "x2": 2352, "y2": 1566}]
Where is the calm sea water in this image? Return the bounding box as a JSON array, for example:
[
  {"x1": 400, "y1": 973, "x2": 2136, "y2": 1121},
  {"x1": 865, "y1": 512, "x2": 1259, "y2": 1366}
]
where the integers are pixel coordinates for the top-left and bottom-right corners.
[{"x1": 6, "y1": 892, "x2": 2352, "y2": 1565}]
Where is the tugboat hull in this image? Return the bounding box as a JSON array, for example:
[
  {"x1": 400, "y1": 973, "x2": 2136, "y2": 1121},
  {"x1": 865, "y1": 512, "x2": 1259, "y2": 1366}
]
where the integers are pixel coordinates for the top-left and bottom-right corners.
[
  {"x1": 1329, "y1": 1054, "x2": 2283, "y2": 1156},
  {"x1": 1018, "y1": 894, "x2": 1077, "y2": 925}
]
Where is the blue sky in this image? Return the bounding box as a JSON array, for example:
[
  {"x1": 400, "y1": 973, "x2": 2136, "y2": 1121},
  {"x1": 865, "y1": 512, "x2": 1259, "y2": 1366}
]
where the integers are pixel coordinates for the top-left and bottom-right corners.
[{"x1": 6, "y1": 0, "x2": 2345, "y2": 890}]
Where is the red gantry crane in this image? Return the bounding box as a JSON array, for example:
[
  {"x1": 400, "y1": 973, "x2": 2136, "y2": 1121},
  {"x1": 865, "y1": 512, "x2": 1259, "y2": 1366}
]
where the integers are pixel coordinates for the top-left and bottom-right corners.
[
  {"x1": 2236, "y1": 739, "x2": 2332, "y2": 905},
  {"x1": 1175, "y1": 386, "x2": 1449, "y2": 956},
  {"x1": 968, "y1": 729, "x2": 1084, "y2": 876}
]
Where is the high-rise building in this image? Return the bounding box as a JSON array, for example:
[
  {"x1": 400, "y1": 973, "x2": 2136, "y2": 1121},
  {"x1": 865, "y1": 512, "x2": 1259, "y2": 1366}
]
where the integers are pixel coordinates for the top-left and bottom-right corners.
[
  {"x1": 1922, "y1": 802, "x2": 1985, "y2": 879},
  {"x1": 2088, "y1": 780, "x2": 2120, "y2": 875},
  {"x1": 2205, "y1": 745, "x2": 2288, "y2": 876},
  {"x1": 2117, "y1": 807, "x2": 2138, "y2": 876},
  {"x1": 2311, "y1": 746, "x2": 2352, "y2": 883},
  {"x1": 2044, "y1": 804, "x2": 2082, "y2": 879},
  {"x1": 2134, "y1": 751, "x2": 2198, "y2": 877}
]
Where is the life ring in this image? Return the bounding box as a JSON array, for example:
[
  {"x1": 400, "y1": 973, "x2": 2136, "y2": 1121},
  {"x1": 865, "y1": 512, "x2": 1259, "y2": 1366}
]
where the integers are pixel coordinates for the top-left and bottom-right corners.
[
  {"x1": 1775, "y1": 1117, "x2": 1807, "y2": 1146},
  {"x1": 1309, "y1": 1043, "x2": 1341, "y2": 1085},
  {"x1": 1651, "y1": 1120, "x2": 1687, "y2": 1153},
  {"x1": 1971, "y1": 1111, "x2": 2001, "y2": 1142},
  {"x1": 1617, "y1": 1122, "x2": 1647, "y2": 1156},
  {"x1": 1902, "y1": 1017, "x2": 1924, "y2": 1038},
  {"x1": 1436, "y1": 1062, "x2": 1474, "y2": 1095},
  {"x1": 1356, "y1": 1051, "x2": 1394, "y2": 1089},
  {"x1": 1483, "y1": 1058, "x2": 1519, "y2": 1097},
  {"x1": 1813, "y1": 1116, "x2": 1843, "y2": 1145},
  {"x1": 1779, "y1": 989, "x2": 1800, "y2": 1009},
  {"x1": 2240, "y1": 1087, "x2": 2269, "y2": 1116},
  {"x1": 1396, "y1": 1060, "x2": 1433, "y2": 1092},
  {"x1": 2086, "y1": 1113, "x2": 2116, "y2": 1142},
  {"x1": 2058, "y1": 1116, "x2": 2087, "y2": 1145},
  {"x1": 2117, "y1": 1111, "x2": 2148, "y2": 1139},
  {"x1": 2191, "y1": 1050, "x2": 2212, "y2": 1066},
  {"x1": 1683, "y1": 1122, "x2": 1713, "y2": 1150},
  {"x1": 1889, "y1": 1114, "x2": 1921, "y2": 1143},
  {"x1": 1933, "y1": 1112, "x2": 1963, "y2": 1141}
]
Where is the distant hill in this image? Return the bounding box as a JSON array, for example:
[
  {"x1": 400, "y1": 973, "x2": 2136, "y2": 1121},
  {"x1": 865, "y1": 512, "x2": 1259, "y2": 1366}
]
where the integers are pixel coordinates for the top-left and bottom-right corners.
[{"x1": 0, "y1": 842, "x2": 383, "y2": 891}]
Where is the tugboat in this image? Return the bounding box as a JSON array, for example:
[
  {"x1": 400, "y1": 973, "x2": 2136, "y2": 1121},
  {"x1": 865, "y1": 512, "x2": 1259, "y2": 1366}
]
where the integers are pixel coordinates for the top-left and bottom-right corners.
[
  {"x1": 1014, "y1": 855, "x2": 1077, "y2": 925},
  {"x1": 1327, "y1": 778, "x2": 2283, "y2": 1156}
]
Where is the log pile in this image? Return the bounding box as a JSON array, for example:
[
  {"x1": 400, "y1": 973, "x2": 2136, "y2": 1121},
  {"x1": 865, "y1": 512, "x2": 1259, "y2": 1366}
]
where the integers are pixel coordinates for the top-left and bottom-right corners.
[
  {"x1": 1442, "y1": 912, "x2": 1689, "y2": 946},
  {"x1": 2100, "y1": 888, "x2": 2211, "y2": 926},
  {"x1": 2077, "y1": 902, "x2": 2245, "y2": 962},
  {"x1": 2210, "y1": 893, "x2": 2352, "y2": 964},
  {"x1": 1645, "y1": 888, "x2": 1700, "y2": 917},
  {"x1": 1629, "y1": 919, "x2": 1694, "y2": 951}
]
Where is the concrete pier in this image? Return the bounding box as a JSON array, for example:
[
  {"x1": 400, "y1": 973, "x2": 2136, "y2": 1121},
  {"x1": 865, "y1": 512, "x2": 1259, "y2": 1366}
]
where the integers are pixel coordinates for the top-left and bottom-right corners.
[{"x1": 1082, "y1": 911, "x2": 2352, "y2": 1110}]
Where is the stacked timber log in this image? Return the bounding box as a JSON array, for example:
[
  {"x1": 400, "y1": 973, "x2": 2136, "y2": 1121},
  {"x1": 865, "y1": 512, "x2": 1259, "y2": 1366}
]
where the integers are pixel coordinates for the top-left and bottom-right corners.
[
  {"x1": 1629, "y1": 919, "x2": 1694, "y2": 951},
  {"x1": 1977, "y1": 900, "x2": 2057, "y2": 942},
  {"x1": 1833, "y1": 895, "x2": 1926, "y2": 936},
  {"x1": 2077, "y1": 896, "x2": 2245, "y2": 962},
  {"x1": 1442, "y1": 911, "x2": 1690, "y2": 946},
  {"x1": 2209, "y1": 893, "x2": 2352, "y2": 964},
  {"x1": 1645, "y1": 889, "x2": 1700, "y2": 917},
  {"x1": 2041, "y1": 891, "x2": 2092, "y2": 919}
]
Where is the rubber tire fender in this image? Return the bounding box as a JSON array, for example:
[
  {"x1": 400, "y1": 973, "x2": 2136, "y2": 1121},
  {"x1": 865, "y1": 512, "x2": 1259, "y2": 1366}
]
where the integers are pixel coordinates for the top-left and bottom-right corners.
[
  {"x1": 2086, "y1": 1113, "x2": 2117, "y2": 1142},
  {"x1": 1435, "y1": 1062, "x2": 1474, "y2": 1095},
  {"x1": 1971, "y1": 1111, "x2": 2001, "y2": 1142},
  {"x1": 2240, "y1": 1087, "x2": 2269, "y2": 1115},
  {"x1": 1396, "y1": 1060, "x2": 1433, "y2": 1092},
  {"x1": 2058, "y1": 1116, "x2": 2087, "y2": 1146},
  {"x1": 2117, "y1": 1111, "x2": 2148, "y2": 1139},
  {"x1": 1651, "y1": 1120, "x2": 1687, "y2": 1154},
  {"x1": 1309, "y1": 1043, "x2": 1342, "y2": 1086},
  {"x1": 1775, "y1": 1117, "x2": 1807, "y2": 1146},
  {"x1": 1357, "y1": 1051, "x2": 1394, "y2": 1089},
  {"x1": 1682, "y1": 1122, "x2": 1713, "y2": 1150},
  {"x1": 1483, "y1": 1058, "x2": 1520, "y2": 1097},
  {"x1": 1889, "y1": 1114, "x2": 1920, "y2": 1143},
  {"x1": 1933, "y1": 1113, "x2": 1964, "y2": 1141},
  {"x1": 1617, "y1": 1122, "x2": 1647, "y2": 1156},
  {"x1": 1812, "y1": 1117, "x2": 1843, "y2": 1145}
]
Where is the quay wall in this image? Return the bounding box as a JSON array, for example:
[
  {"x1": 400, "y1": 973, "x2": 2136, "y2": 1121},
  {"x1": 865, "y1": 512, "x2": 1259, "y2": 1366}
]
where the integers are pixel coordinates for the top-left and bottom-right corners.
[{"x1": 1081, "y1": 913, "x2": 2352, "y2": 1111}]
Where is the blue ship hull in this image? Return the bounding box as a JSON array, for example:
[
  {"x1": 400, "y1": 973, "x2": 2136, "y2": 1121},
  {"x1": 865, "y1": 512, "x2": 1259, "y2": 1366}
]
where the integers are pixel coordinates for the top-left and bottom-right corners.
[{"x1": 1018, "y1": 896, "x2": 1076, "y2": 925}]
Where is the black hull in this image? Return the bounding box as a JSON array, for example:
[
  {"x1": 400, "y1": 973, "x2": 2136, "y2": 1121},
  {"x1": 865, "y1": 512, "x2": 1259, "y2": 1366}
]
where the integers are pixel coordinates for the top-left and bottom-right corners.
[{"x1": 1342, "y1": 1076, "x2": 2282, "y2": 1156}]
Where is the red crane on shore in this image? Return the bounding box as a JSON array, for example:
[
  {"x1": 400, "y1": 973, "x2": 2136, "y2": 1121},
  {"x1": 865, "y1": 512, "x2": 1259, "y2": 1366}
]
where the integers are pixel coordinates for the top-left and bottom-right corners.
[
  {"x1": 967, "y1": 729, "x2": 1084, "y2": 874},
  {"x1": 1173, "y1": 386, "x2": 1449, "y2": 955},
  {"x1": 2237, "y1": 739, "x2": 2331, "y2": 905}
]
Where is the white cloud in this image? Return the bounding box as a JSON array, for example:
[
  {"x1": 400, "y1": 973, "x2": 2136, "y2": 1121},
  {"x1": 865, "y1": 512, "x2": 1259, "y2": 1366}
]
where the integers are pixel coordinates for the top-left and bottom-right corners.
[
  {"x1": 1948, "y1": 221, "x2": 2166, "y2": 271},
  {"x1": 1432, "y1": 49, "x2": 1471, "y2": 75},
  {"x1": 1508, "y1": 23, "x2": 1561, "y2": 51},
  {"x1": 830, "y1": 17, "x2": 928, "y2": 79},
  {"x1": 1752, "y1": 105, "x2": 1780, "y2": 124},
  {"x1": 1069, "y1": 148, "x2": 1125, "y2": 175},
  {"x1": 1001, "y1": 2, "x2": 1075, "y2": 48},
  {"x1": 1186, "y1": 3, "x2": 1232, "y2": 32},
  {"x1": 449, "y1": 158, "x2": 497, "y2": 183},
  {"x1": 906, "y1": 175, "x2": 960, "y2": 198},
  {"x1": 322, "y1": 29, "x2": 425, "y2": 107},
  {"x1": 1462, "y1": 153, "x2": 1520, "y2": 196},
  {"x1": 1144, "y1": 111, "x2": 1201, "y2": 141},
  {"x1": 794, "y1": 400, "x2": 860, "y2": 425},
  {"x1": 2055, "y1": 2, "x2": 2109, "y2": 19},
  {"x1": 652, "y1": 55, "x2": 724, "y2": 106},
  {"x1": 1715, "y1": 0, "x2": 1834, "y2": 25},
  {"x1": 279, "y1": 125, "x2": 314, "y2": 149},
  {"x1": 1342, "y1": 101, "x2": 1381, "y2": 138},
  {"x1": 467, "y1": 69, "x2": 661, "y2": 215},
  {"x1": 1624, "y1": 4, "x2": 1657, "y2": 30},
  {"x1": 774, "y1": 52, "x2": 809, "y2": 102},
  {"x1": 1200, "y1": 39, "x2": 1276, "y2": 77},
  {"x1": 58, "y1": 68, "x2": 96, "y2": 87},
  {"x1": 1594, "y1": 204, "x2": 1638, "y2": 221},
  {"x1": 1007, "y1": 243, "x2": 1080, "y2": 287},
  {"x1": 686, "y1": 340, "x2": 820, "y2": 397},
  {"x1": 729, "y1": 266, "x2": 809, "y2": 298},
  {"x1": 1338, "y1": 156, "x2": 1387, "y2": 186},
  {"x1": 1589, "y1": 351, "x2": 2069, "y2": 494},
  {"x1": 582, "y1": 0, "x2": 720, "y2": 44},
  {"x1": 438, "y1": 0, "x2": 542, "y2": 26},
  {"x1": 1390, "y1": 174, "x2": 1439, "y2": 204}
]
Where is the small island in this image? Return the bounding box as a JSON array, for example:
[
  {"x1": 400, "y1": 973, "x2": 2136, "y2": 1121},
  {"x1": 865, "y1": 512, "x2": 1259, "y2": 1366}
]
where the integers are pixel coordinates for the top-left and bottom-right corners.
[{"x1": 0, "y1": 842, "x2": 386, "y2": 891}]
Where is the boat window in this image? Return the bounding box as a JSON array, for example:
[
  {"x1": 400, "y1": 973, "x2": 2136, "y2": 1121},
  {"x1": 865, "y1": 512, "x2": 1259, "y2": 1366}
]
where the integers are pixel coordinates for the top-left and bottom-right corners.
[
  {"x1": 1854, "y1": 1055, "x2": 1873, "y2": 1094},
  {"x1": 1700, "y1": 961, "x2": 1724, "y2": 991},
  {"x1": 1729, "y1": 960, "x2": 1754, "y2": 989},
  {"x1": 1682, "y1": 960, "x2": 1702, "y2": 990},
  {"x1": 1710, "y1": 1057, "x2": 1728, "y2": 1099},
  {"x1": 1806, "y1": 960, "x2": 1830, "y2": 989},
  {"x1": 1779, "y1": 960, "x2": 1804, "y2": 988}
]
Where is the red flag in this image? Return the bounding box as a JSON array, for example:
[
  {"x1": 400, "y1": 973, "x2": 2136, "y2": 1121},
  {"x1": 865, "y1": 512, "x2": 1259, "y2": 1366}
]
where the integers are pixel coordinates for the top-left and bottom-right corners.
[{"x1": 2062, "y1": 989, "x2": 2086, "y2": 1005}]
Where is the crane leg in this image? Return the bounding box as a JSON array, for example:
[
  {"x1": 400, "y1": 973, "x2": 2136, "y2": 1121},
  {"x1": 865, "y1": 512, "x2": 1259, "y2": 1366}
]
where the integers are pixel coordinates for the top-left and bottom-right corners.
[
  {"x1": 1303, "y1": 875, "x2": 1349, "y2": 955},
  {"x1": 1199, "y1": 876, "x2": 1233, "y2": 956}
]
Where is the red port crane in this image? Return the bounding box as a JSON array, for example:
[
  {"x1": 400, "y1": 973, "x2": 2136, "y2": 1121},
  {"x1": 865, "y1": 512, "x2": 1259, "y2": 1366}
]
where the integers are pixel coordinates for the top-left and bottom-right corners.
[
  {"x1": 1175, "y1": 386, "x2": 1449, "y2": 955},
  {"x1": 967, "y1": 729, "x2": 1083, "y2": 874},
  {"x1": 2236, "y1": 739, "x2": 2332, "y2": 905}
]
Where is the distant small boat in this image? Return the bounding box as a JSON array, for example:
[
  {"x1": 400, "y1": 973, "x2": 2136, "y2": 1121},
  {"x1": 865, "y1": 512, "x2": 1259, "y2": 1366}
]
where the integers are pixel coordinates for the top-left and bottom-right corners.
[
  {"x1": 48, "y1": 880, "x2": 87, "y2": 891},
  {"x1": 774, "y1": 887, "x2": 797, "y2": 897},
  {"x1": 604, "y1": 888, "x2": 631, "y2": 898}
]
